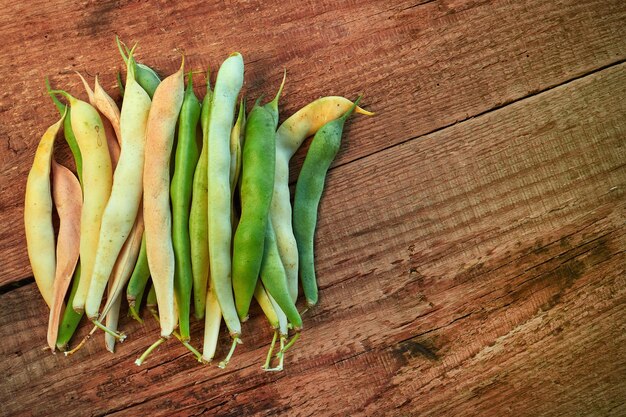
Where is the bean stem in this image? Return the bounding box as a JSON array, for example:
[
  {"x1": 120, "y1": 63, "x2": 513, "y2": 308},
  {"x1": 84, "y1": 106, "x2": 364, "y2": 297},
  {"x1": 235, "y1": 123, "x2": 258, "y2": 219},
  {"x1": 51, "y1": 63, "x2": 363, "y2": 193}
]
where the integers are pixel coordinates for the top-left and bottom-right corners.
[
  {"x1": 91, "y1": 319, "x2": 126, "y2": 341},
  {"x1": 277, "y1": 332, "x2": 300, "y2": 358},
  {"x1": 218, "y1": 337, "x2": 241, "y2": 369},
  {"x1": 148, "y1": 310, "x2": 202, "y2": 362},
  {"x1": 262, "y1": 330, "x2": 278, "y2": 370},
  {"x1": 135, "y1": 338, "x2": 166, "y2": 366},
  {"x1": 265, "y1": 336, "x2": 286, "y2": 372},
  {"x1": 64, "y1": 325, "x2": 97, "y2": 356}
]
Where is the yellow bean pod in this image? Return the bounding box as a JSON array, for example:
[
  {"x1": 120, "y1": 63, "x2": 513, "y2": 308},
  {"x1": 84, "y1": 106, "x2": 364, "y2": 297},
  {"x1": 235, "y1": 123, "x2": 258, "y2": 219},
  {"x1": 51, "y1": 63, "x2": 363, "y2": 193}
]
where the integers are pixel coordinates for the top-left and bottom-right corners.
[
  {"x1": 77, "y1": 73, "x2": 120, "y2": 167},
  {"x1": 66, "y1": 94, "x2": 113, "y2": 313},
  {"x1": 94, "y1": 76, "x2": 122, "y2": 145},
  {"x1": 24, "y1": 115, "x2": 64, "y2": 308},
  {"x1": 85, "y1": 55, "x2": 151, "y2": 320},
  {"x1": 99, "y1": 209, "x2": 145, "y2": 320},
  {"x1": 201, "y1": 285, "x2": 223, "y2": 363}
]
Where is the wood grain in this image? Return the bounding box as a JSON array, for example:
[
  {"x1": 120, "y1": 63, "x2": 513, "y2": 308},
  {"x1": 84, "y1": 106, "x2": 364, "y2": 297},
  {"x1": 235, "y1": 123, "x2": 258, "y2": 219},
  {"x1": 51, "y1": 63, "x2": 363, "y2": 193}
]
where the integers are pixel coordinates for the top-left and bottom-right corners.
[
  {"x1": 2, "y1": 44, "x2": 625, "y2": 417},
  {"x1": 2, "y1": 0, "x2": 625, "y2": 285}
]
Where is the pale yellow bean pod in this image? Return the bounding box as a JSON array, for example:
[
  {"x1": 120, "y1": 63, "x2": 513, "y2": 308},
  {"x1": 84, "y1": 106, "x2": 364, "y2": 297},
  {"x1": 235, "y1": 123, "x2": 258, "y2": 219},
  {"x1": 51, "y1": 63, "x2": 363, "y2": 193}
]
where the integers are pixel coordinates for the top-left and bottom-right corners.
[
  {"x1": 68, "y1": 95, "x2": 113, "y2": 313},
  {"x1": 85, "y1": 58, "x2": 151, "y2": 320},
  {"x1": 24, "y1": 116, "x2": 64, "y2": 308}
]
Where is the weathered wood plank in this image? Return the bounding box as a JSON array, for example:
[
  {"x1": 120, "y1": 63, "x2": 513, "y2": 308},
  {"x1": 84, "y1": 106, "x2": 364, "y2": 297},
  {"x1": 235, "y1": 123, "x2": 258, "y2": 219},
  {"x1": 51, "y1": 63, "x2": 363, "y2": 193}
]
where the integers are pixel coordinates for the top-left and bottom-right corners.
[
  {"x1": 1, "y1": 0, "x2": 625, "y2": 285},
  {"x1": 2, "y1": 56, "x2": 624, "y2": 416}
]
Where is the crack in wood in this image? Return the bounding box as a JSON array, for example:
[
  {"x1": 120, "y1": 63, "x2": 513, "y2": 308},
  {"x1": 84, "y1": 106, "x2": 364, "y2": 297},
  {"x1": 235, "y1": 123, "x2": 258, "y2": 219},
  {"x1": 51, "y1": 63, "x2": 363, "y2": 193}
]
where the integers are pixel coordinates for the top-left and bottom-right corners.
[{"x1": 327, "y1": 58, "x2": 626, "y2": 177}]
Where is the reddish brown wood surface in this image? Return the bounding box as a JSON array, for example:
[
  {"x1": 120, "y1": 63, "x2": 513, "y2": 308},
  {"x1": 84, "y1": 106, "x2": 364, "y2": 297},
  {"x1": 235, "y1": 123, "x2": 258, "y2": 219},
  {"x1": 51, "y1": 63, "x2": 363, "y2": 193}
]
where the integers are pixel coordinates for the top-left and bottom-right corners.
[{"x1": 1, "y1": 0, "x2": 626, "y2": 416}]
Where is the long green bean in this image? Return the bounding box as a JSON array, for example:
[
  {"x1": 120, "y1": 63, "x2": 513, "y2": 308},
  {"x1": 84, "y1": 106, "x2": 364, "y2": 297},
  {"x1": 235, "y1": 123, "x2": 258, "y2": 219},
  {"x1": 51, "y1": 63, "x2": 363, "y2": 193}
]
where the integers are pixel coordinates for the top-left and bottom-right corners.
[
  {"x1": 171, "y1": 71, "x2": 201, "y2": 341},
  {"x1": 232, "y1": 75, "x2": 284, "y2": 321},
  {"x1": 294, "y1": 98, "x2": 360, "y2": 306},
  {"x1": 190, "y1": 73, "x2": 212, "y2": 320}
]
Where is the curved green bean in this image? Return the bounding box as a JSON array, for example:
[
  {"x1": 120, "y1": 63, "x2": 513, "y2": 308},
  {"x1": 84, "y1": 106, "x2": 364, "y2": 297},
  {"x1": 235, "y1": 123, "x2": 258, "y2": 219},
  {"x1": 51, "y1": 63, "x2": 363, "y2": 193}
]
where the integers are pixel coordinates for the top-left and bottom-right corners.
[
  {"x1": 293, "y1": 98, "x2": 360, "y2": 306},
  {"x1": 45, "y1": 78, "x2": 82, "y2": 183},
  {"x1": 260, "y1": 216, "x2": 302, "y2": 331},
  {"x1": 143, "y1": 57, "x2": 185, "y2": 338},
  {"x1": 271, "y1": 97, "x2": 373, "y2": 303}
]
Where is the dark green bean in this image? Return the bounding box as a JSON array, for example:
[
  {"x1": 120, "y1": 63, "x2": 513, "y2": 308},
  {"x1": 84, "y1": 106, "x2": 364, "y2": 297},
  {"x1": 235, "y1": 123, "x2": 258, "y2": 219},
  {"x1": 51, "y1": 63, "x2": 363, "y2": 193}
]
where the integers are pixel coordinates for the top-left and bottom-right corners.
[
  {"x1": 170, "y1": 72, "x2": 201, "y2": 341},
  {"x1": 127, "y1": 234, "x2": 151, "y2": 322},
  {"x1": 44, "y1": 78, "x2": 82, "y2": 183},
  {"x1": 293, "y1": 97, "x2": 360, "y2": 306},
  {"x1": 116, "y1": 72, "x2": 125, "y2": 97},
  {"x1": 232, "y1": 75, "x2": 284, "y2": 320},
  {"x1": 260, "y1": 216, "x2": 302, "y2": 331},
  {"x1": 55, "y1": 264, "x2": 84, "y2": 351}
]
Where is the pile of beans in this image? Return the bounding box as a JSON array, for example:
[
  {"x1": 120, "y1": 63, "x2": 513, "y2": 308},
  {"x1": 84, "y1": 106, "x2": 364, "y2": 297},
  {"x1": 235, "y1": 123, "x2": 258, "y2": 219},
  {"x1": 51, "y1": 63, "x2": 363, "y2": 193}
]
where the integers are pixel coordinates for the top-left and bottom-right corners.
[{"x1": 24, "y1": 38, "x2": 372, "y2": 370}]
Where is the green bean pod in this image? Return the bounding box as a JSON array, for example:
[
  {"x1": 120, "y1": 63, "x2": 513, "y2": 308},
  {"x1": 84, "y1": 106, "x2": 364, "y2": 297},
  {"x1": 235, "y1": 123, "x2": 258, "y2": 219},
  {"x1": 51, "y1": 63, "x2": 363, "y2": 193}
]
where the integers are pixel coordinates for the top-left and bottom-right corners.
[
  {"x1": 146, "y1": 283, "x2": 157, "y2": 313},
  {"x1": 232, "y1": 76, "x2": 284, "y2": 321},
  {"x1": 116, "y1": 37, "x2": 161, "y2": 98},
  {"x1": 293, "y1": 99, "x2": 360, "y2": 306},
  {"x1": 134, "y1": 63, "x2": 161, "y2": 99},
  {"x1": 127, "y1": 234, "x2": 151, "y2": 321},
  {"x1": 47, "y1": 161, "x2": 82, "y2": 350},
  {"x1": 190, "y1": 75, "x2": 212, "y2": 320},
  {"x1": 230, "y1": 98, "x2": 246, "y2": 200},
  {"x1": 207, "y1": 53, "x2": 244, "y2": 338},
  {"x1": 45, "y1": 78, "x2": 83, "y2": 183},
  {"x1": 55, "y1": 264, "x2": 84, "y2": 351},
  {"x1": 170, "y1": 72, "x2": 201, "y2": 341},
  {"x1": 260, "y1": 216, "x2": 302, "y2": 331},
  {"x1": 25, "y1": 115, "x2": 64, "y2": 308}
]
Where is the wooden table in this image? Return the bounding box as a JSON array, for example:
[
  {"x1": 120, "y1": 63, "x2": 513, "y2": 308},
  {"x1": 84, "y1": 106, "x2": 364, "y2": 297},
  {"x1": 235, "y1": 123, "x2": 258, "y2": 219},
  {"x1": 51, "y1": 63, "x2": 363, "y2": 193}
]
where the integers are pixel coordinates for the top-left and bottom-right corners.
[{"x1": 2, "y1": 1, "x2": 625, "y2": 416}]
